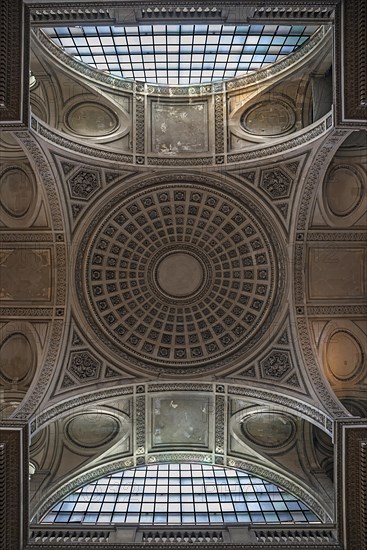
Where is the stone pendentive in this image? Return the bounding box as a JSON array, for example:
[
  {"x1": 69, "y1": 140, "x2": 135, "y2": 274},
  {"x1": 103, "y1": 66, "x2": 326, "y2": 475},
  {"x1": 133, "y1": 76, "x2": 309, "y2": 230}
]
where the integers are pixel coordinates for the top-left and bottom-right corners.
[{"x1": 76, "y1": 180, "x2": 284, "y2": 372}]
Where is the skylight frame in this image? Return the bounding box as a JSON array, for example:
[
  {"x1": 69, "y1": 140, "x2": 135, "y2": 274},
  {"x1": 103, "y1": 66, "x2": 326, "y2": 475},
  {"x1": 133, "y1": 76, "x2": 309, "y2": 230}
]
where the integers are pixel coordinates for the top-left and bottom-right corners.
[
  {"x1": 42, "y1": 23, "x2": 318, "y2": 86},
  {"x1": 41, "y1": 464, "x2": 321, "y2": 525}
]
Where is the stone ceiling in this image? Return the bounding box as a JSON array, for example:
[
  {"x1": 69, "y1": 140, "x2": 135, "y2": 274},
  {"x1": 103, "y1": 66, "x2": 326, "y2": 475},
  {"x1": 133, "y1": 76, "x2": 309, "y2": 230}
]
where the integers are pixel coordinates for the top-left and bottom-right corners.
[{"x1": 0, "y1": 2, "x2": 366, "y2": 547}]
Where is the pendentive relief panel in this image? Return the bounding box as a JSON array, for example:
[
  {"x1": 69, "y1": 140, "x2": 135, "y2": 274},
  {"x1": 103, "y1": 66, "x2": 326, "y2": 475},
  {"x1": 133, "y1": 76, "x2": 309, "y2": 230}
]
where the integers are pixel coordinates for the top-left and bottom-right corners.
[
  {"x1": 30, "y1": 38, "x2": 132, "y2": 148},
  {"x1": 65, "y1": 102, "x2": 119, "y2": 137},
  {"x1": 29, "y1": 397, "x2": 132, "y2": 520},
  {"x1": 229, "y1": 94, "x2": 298, "y2": 152},
  {"x1": 240, "y1": 410, "x2": 296, "y2": 450},
  {"x1": 226, "y1": 322, "x2": 307, "y2": 394},
  {"x1": 63, "y1": 408, "x2": 127, "y2": 453},
  {"x1": 51, "y1": 320, "x2": 137, "y2": 396},
  {"x1": 227, "y1": 399, "x2": 333, "y2": 520},
  {"x1": 51, "y1": 153, "x2": 137, "y2": 228},
  {"x1": 227, "y1": 68, "x2": 317, "y2": 152}
]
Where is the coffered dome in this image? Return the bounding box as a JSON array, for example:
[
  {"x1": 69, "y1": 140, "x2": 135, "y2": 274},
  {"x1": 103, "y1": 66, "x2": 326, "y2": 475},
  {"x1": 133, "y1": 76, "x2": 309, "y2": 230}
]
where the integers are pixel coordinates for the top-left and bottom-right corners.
[{"x1": 75, "y1": 177, "x2": 285, "y2": 373}]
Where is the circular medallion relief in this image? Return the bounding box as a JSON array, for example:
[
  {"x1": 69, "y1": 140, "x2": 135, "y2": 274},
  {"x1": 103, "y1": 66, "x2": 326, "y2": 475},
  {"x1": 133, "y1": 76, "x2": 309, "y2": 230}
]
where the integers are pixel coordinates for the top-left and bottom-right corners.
[
  {"x1": 66, "y1": 102, "x2": 119, "y2": 137},
  {"x1": 241, "y1": 412, "x2": 295, "y2": 448},
  {"x1": 326, "y1": 330, "x2": 363, "y2": 381},
  {"x1": 0, "y1": 333, "x2": 35, "y2": 383},
  {"x1": 0, "y1": 168, "x2": 34, "y2": 217},
  {"x1": 324, "y1": 165, "x2": 363, "y2": 217},
  {"x1": 66, "y1": 413, "x2": 120, "y2": 448},
  {"x1": 76, "y1": 180, "x2": 281, "y2": 371},
  {"x1": 156, "y1": 252, "x2": 205, "y2": 298},
  {"x1": 241, "y1": 101, "x2": 295, "y2": 136}
]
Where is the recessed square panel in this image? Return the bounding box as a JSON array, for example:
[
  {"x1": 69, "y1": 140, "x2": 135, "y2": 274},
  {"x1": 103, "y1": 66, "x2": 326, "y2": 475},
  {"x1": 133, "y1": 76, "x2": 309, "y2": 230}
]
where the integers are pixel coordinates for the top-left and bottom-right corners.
[
  {"x1": 151, "y1": 101, "x2": 209, "y2": 155},
  {"x1": 150, "y1": 395, "x2": 212, "y2": 449}
]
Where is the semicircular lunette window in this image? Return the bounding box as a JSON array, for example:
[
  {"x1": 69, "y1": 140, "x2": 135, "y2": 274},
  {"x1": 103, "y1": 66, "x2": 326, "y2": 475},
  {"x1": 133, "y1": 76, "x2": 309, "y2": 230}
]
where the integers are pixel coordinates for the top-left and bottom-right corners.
[
  {"x1": 43, "y1": 24, "x2": 318, "y2": 85},
  {"x1": 41, "y1": 464, "x2": 320, "y2": 525}
]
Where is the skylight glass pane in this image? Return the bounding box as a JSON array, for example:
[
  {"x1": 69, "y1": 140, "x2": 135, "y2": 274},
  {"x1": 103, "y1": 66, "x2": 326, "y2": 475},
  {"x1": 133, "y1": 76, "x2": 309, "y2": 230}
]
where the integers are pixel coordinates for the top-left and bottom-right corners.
[
  {"x1": 44, "y1": 23, "x2": 318, "y2": 85},
  {"x1": 41, "y1": 464, "x2": 321, "y2": 526}
]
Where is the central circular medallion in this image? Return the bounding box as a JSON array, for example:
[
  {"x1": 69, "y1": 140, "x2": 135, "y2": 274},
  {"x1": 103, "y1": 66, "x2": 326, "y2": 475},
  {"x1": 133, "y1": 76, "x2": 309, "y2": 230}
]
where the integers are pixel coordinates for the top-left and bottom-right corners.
[
  {"x1": 156, "y1": 252, "x2": 204, "y2": 298},
  {"x1": 76, "y1": 178, "x2": 283, "y2": 372}
]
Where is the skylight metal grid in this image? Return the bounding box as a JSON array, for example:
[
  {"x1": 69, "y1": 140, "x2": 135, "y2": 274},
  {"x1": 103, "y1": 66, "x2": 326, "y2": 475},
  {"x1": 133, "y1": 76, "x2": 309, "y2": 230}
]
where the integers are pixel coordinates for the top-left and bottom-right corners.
[
  {"x1": 41, "y1": 464, "x2": 320, "y2": 525},
  {"x1": 43, "y1": 24, "x2": 318, "y2": 85}
]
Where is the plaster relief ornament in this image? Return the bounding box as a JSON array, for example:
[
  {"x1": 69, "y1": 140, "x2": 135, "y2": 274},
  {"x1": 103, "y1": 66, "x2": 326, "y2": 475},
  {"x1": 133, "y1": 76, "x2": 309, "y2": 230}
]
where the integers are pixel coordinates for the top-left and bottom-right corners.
[
  {"x1": 260, "y1": 169, "x2": 293, "y2": 199},
  {"x1": 68, "y1": 350, "x2": 101, "y2": 381},
  {"x1": 260, "y1": 350, "x2": 292, "y2": 380},
  {"x1": 68, "y1": 169, "x2": 100, "y2": 200},
  {"x1": 75, "y1": 180, "x2": 285, "y2": 373}
]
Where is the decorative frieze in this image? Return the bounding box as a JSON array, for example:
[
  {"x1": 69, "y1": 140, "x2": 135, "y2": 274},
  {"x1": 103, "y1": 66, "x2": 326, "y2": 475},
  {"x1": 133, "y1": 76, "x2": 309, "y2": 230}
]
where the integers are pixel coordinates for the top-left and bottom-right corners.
[
  {"x1": 214, "y1": 93, "x2": 225, "y2": 156},
  {"x1": 214, "y1": 395, "x2": 226, "y2": 455},
  {"x1": 135, "y1": 395, "x2": 146, "y2": 454},
  {"x1": 135, "y1": 94, "x2": 145, "y2": 156}
]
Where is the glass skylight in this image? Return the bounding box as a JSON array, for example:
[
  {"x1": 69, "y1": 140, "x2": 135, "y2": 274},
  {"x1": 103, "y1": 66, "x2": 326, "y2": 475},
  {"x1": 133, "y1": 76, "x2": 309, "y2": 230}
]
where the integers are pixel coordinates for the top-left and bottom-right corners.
[
  {"x1": 41, "y1": 464, "x2": 320, "y2": 525},
  {"x1": 43, "y1": 24, "x2": 318, "y2": 85}
]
